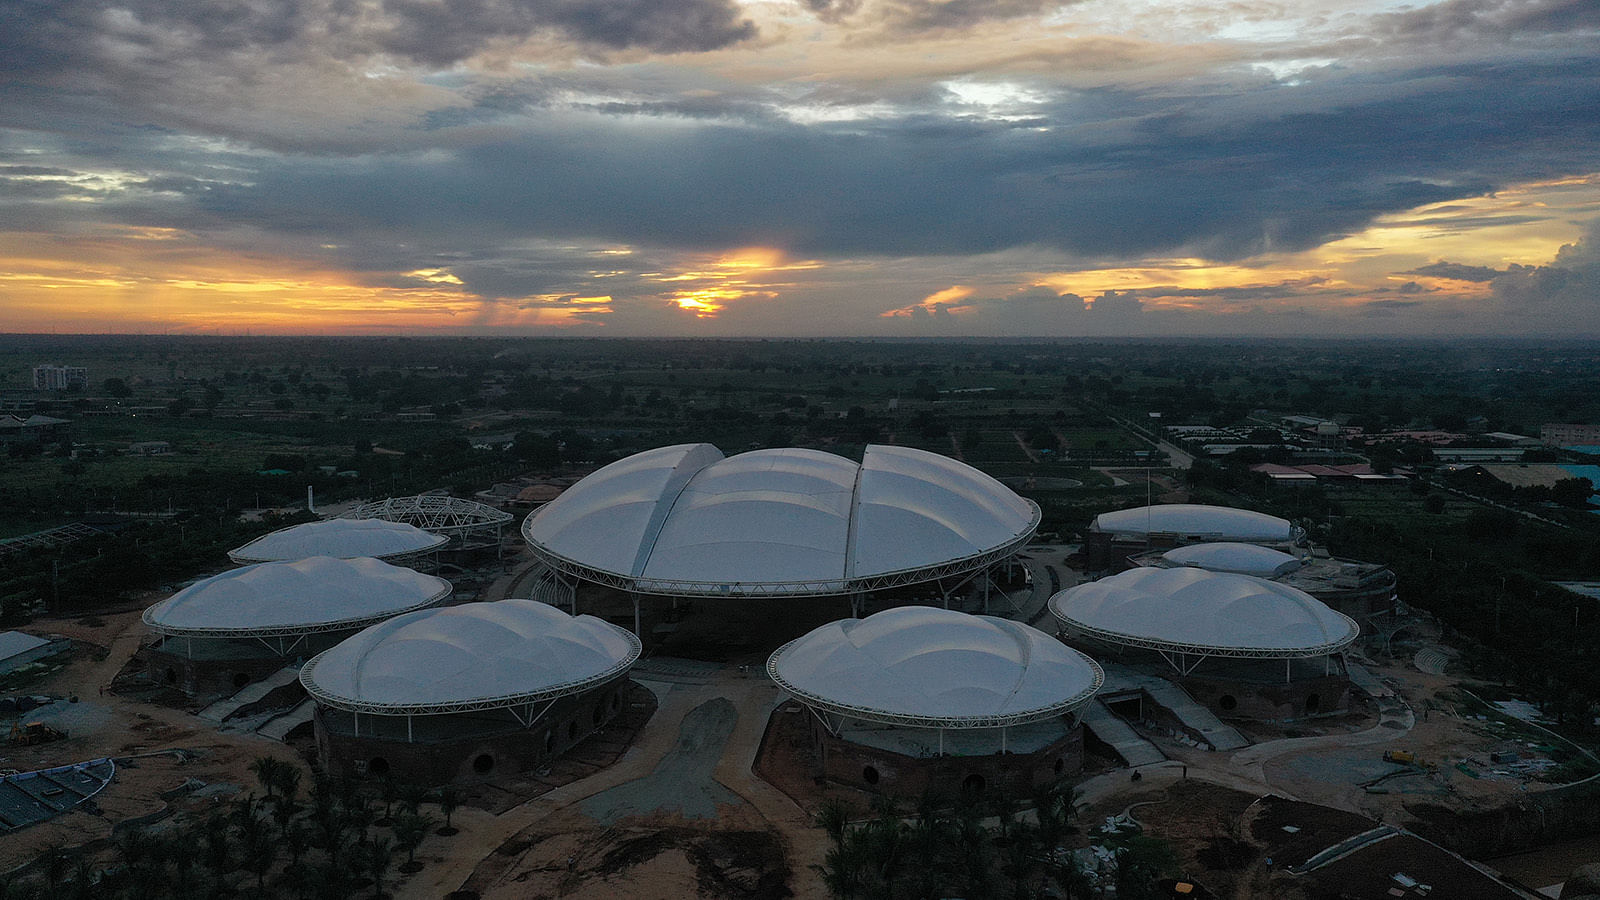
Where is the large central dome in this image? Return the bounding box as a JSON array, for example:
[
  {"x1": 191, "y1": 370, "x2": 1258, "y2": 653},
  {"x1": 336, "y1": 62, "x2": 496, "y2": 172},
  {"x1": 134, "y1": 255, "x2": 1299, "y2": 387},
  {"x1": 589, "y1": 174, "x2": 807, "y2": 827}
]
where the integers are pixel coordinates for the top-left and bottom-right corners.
[{"x1": 522, "y1": 443, "x2": 1039, "y2": 597}]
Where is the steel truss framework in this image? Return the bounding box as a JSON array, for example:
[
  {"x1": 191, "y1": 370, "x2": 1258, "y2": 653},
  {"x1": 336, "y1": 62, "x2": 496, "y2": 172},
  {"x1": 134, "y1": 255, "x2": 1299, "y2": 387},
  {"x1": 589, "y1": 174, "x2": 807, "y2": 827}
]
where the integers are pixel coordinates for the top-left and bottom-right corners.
[
  {"x1": 141, "y1": 584, "x2": 452, "y2": 641},
  {"x1": 767, "y1": 640, "x2": 1104, "y2": 730},
  {"x1": 340, "y1": 495, "x2": 514, "y2": 536},
  {"x1": 299, "y1": 628, "x2": 642, "y2": 717},
  {"x1": 521, "y1": 510, "x2": 1040, "y2": 600},
  {"x1": 0, "y1": 523, "x2": 103, "y2": 557},
  {"x1": 1057, "y1": 614, "x2": 1359, "y2": 673}
]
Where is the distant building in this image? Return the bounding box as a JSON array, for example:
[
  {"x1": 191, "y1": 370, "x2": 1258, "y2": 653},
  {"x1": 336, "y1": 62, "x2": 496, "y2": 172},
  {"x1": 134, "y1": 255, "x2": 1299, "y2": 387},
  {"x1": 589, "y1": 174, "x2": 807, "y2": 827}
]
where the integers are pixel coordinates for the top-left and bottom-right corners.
[
  {"x1": 127, "y1": 440, "x2": 172, "y2": 456},
  {"x1": 1543, "y1": 423, "x2": 1600, "y2": 447},
  {"x1": 32, "y1": 365, "x2": 87, "y2": 391},
  {"x1": 0, "y1": 414, "x2": 69, "y2": 445},
  {"x1": 1483, "y1": 432, "x2": 1542, "y2": 448}
]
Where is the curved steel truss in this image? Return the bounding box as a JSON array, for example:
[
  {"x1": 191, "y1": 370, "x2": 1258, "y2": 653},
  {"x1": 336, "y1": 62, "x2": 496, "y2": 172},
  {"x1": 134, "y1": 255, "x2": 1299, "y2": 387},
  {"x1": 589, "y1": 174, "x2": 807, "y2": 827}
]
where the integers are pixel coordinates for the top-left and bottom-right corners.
[{"x1": 340, "y1": 495, "x2": 514, "y2": 535}]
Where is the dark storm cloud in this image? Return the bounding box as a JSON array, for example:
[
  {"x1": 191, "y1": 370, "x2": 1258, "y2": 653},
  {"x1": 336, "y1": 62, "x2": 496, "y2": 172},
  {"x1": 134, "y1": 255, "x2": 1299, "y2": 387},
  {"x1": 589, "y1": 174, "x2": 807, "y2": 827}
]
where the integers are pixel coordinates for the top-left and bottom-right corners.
[
  {"x1": 0, "y1": 0, "x2": 755, "y2": 85},
  {"x1": 6, "y1": 18, "x2": 1600, "y2": 313},
  {"x1": 881, "y1": 0, "x2": 1062, "y2": 32},
  {"x1": 1374, "y1": 0, "x2": 1600, "y2": 44},
  {"x1": 158, "y1": 55, "x2": 1597, "y2": 280},
  {"x1": 0, "y1": 165, "x2": 79, "y2": 177},
  {"x1": 1406, "y1": 261, "x2": 1503, "y2": 282}
]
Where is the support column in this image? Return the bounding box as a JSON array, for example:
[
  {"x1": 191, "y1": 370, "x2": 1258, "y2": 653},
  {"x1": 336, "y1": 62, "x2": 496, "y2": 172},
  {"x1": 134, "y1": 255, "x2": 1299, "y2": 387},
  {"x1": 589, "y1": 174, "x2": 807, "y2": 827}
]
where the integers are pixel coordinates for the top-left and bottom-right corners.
[
  {"x1": 632, "y1": 593, "x2": 641, "y2": 638},
  {"x1": 407, "y1": 715, "x2": 413, "y2": 743}
]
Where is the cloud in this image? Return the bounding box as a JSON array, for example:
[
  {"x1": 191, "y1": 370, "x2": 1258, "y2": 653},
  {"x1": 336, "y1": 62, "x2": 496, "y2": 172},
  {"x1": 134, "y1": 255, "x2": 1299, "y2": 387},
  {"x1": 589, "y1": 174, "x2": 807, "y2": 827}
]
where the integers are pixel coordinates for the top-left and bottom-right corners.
[
  {"x1": 1407, "y1": 261, "x2": 1503, "y2": 282},
  {"x1": 0, "y1": 0, "x2": 756, "y2": 86},
  {"x1": 1480, "y1": 219, "x2": 1600, "y2": 329}
]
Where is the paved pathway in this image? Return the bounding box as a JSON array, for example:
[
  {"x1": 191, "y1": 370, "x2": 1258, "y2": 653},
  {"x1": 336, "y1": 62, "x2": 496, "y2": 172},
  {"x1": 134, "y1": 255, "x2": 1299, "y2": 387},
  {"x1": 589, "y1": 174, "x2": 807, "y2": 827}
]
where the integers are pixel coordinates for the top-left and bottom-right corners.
[
  {"x1": 580, "y1": 697, "x2": 741, "y2": 823},
  {"x1": 1080, "y1": 700, "x2": 1166, "y2": 767},
  {"x1": 198, "y1": 665, "x2": 300, "y2": 722},
  {"x1": 1100, "y1": 663, "x2": 1249, "y2": 751}
]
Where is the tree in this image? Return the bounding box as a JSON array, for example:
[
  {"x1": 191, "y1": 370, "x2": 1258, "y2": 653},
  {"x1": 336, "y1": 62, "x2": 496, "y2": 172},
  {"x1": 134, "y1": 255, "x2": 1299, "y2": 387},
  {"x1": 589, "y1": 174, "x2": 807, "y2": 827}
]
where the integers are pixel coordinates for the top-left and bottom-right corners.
[
  {"x1": 365, "y1": 838, "x2": 394, "y2": 900},
  {"x1": 1114, "y1": 836, "x2": 1178, "y2": 900},
  {"x1": 103, "y1": 377, "x2": 132, "y2": 398},
  {"x1": 392, "y1": 813, "x2": 434, "y2": 872},
  {"x1": 1552, "y1": 477, "x2": 1595, "y2": 509},
  {"x1": 251, "y1": 756, "x2": 283, "y2": 798},
  {"x1": 435, "y1": 784, "x2": 459, "y2": 836}
]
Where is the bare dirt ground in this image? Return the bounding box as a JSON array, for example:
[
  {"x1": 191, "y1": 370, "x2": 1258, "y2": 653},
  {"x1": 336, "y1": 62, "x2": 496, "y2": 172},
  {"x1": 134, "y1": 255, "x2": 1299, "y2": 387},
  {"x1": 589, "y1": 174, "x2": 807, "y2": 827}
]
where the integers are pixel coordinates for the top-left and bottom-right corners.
[
  {"x1": 1, "y1": 608, "x2": 303, "y2": 872},
  {"x1": 402, "y1": 677, "x2": 827, "y2": 900}
]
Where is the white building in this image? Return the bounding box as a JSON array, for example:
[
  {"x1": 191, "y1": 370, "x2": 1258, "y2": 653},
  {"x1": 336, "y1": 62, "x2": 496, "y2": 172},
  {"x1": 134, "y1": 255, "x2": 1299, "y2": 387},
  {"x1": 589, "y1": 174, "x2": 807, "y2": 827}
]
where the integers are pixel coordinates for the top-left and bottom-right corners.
[{"x1": 32, "y1": 365, "x2": 87, "y2": 391}]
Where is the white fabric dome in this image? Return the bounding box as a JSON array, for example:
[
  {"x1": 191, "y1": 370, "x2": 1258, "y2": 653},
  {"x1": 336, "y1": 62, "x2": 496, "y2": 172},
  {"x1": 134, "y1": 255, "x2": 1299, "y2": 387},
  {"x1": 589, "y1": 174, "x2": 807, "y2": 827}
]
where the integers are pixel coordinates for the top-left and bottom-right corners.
[
  {"x1": 228, "y1": 518, "x2": 448, "y2": 564},
  {"x1": 1090, "y1": 504, "x2": 1296, "y2": 543},
  {"x1": 522, "y1": 443, "x2": 1038, "y2": 596},
  {"x1": 300, "y1": 600, "x2": 640, "y2": 713},
  {"x1": 768, "y1": 606, "x2": 1102, "y2": 727},
  {"x1": 142, "y1": 556, "x2": 451, "y2": 637},
  {"x1": 1159, "y1": 543, "x2": 1304, "y2": 578},
  {"x1": 1050, "y1": 567, "x2": 1357, "y2": 657}
]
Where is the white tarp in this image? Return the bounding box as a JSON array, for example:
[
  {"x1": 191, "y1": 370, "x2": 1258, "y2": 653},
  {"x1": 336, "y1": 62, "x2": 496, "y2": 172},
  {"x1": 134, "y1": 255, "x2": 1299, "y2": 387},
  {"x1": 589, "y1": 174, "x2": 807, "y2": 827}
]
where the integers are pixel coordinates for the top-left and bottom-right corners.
[
  {"x1": 769, "y1": 606, "x2": 1102, "y2": 725},
  {"x1": 1051, "y1": 567, "x2": 1357, "y2": 655},
  {"x1": 523, "y1": 443, "x2": 1037, "y2": 592},
  {"x1": 144, "y1": 556, "x2": 450, "y2": 634},
  {"x1": 1159, "y1": 542, "x2": 1304, "y2": 577},
  {"x1": 301, "y1": 599, "x2": 639, "y2": 710},
  {"x1": 229, "y1": 518, "x2": 447, "y2": 563},
  {"x1": 1090, "y1": 504, "x2": 1295, "y2": 542}
]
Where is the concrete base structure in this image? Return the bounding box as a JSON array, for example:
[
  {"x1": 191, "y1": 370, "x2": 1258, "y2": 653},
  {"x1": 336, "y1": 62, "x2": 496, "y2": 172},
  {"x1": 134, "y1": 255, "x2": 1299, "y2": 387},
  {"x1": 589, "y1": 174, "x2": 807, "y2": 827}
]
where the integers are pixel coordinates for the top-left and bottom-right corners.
[
  {"x1": 1180, "y1": 670, "x2": 1352, "y2": 720},
  {"x1": 140, "y1": 632, "x2": 351, "y2": 700},
  {"x1": 141, "y1": 644, "x2": 293, "y2": 699},
  {"x1": 313, "y1": 679, "x2": 630, "y2": 786},
  {"x1": 811, "y1": 716, "x2": 1084, "y2": 800}
]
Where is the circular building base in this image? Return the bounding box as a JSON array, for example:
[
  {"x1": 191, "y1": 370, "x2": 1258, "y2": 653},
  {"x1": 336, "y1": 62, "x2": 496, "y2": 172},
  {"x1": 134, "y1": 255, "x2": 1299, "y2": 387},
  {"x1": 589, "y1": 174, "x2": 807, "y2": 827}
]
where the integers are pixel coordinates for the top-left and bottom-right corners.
[
  {"x1": 1180, "y1": 672, "x2": 1352, "y2": 720},
  {"x1": 314, "y1": 680, "x2": 634, "y2": 786},
  {"x1": 810, "y1": 715, "x2": 1084, "y2": 800}
]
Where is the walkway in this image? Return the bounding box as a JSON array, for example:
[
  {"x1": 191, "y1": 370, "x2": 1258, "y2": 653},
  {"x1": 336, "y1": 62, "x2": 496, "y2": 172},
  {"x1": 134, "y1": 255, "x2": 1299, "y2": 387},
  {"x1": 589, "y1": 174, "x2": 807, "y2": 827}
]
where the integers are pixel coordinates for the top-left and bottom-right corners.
[
  {"x1": 1099, "y1": 664, "x2": 1250, "y2": 752},
  {"x1": 197, "y1": 665, "x2": 300, "y2": 723},
  {"x1": 1345, "y1": 661, "x2": 1394, "y2": 699},
  {"x1": 256, "y1": 699, "x2": 314, "y2": 741},
  {"x1": 1080, "y1": 701, "x2": 1165, "y2": 767},
  {"x1": 393, "y1": 673, "x2": 825, "y2": 900}
]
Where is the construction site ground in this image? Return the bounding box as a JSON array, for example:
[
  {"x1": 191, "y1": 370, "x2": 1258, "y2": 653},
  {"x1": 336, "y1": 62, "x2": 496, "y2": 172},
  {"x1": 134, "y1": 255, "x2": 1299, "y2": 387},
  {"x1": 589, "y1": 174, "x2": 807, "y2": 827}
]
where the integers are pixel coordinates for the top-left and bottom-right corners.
[{"x1": 4, "y1": 586, "x2": 1596, "y2": 897}]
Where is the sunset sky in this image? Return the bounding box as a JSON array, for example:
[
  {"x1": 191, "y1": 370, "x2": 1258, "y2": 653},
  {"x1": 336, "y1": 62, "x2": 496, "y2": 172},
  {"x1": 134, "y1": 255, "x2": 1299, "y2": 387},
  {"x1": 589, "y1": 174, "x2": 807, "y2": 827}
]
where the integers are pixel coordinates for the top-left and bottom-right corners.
[{"x1": 2, "y1": 0, "x2": 1597, "y2": 336}]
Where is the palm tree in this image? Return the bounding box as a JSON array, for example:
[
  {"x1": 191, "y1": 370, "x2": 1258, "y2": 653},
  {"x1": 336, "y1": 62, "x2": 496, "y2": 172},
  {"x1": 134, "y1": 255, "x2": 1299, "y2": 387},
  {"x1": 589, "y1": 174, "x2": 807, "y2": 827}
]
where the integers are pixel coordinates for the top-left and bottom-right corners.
[
  {"x1": 377, "y1": 777, "x2": 398, "y2": 825},
  {"x1": 397, "y1": 782, "x2": 427, "y2": 817},
  {"x1": 276, "y1": 764, "x2": 303, "y2": 806},
  {"x1": 250, "y1": 757, "x2": 283, "y2": 799},
  {"x1": 392, "y1": 812, "x2": 434, "y2": 873},
  {"x1": 435, "y1": 784, "x2": 459, "y2": 836},
  {"x1": 365, "y1": 838, "x2": 393, "y2": 899},
  {"x1": 245, "y1": 827, "x2": 277, "y2": 898},
  {"x1": 203, "y1": 816, "x2": 232, "y2": 876},
  {"x1": 815, "y1": 799, "x2": 851, "y2": 848}
]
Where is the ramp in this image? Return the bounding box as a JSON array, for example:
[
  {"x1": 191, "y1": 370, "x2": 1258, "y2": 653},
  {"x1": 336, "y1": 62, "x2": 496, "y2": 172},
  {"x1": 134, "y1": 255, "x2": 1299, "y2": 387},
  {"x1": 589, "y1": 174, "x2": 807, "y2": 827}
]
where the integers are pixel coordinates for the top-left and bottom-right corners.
[
  {"x1": 257, "y1": 699, "x2": 315, "y2": 742},
  {"x1": 1100, "y1": 664, "x2": 1250, "y2": 752},
  {"x1": 1345, "y1": 662, "x2": 1393, "y2": 699},
  {"x1": 198, "y1": 665, "x2": 301, "y2": 723},
  {"x1": 1081, "y1": 700, "x2": 1165, "y2": 767}
]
